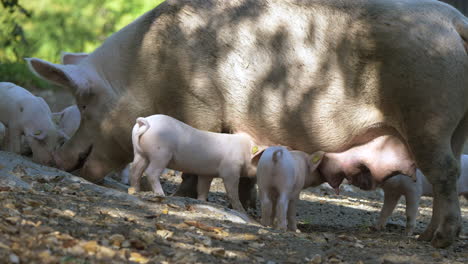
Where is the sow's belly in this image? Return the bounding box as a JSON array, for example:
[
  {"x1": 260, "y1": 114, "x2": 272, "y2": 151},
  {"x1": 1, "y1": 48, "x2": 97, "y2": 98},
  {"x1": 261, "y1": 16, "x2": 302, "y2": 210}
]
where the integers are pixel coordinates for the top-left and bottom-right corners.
[{"x1": 318, "y1": 130, "x2": 417, "y2": 191}]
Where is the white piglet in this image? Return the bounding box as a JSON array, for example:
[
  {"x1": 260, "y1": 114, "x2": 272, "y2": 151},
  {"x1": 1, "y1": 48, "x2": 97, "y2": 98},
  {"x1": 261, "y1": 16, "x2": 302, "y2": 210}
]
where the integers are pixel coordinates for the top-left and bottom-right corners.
[
  {"x1": 0, "y1": 82, "x2": 65, "y2": 165},
  {"x1": 130, "y1": 114, "x2": 260, "y2": 214},
  {"x1": 376, "y1": 154, "x2": 468, "y2": 235},
  {"x1": 53, "y1": 105, "x2": 80, "y2": 138},
  {"x1": 256, "y1": 146, "x2": 324, "y2": 231}
]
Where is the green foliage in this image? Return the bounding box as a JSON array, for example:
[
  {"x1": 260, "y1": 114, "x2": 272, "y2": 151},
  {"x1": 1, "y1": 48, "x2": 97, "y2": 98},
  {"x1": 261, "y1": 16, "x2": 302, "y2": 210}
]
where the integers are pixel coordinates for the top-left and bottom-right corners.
[{"x1": 0, "y1": 0, "x2": 165, "y2": 89}]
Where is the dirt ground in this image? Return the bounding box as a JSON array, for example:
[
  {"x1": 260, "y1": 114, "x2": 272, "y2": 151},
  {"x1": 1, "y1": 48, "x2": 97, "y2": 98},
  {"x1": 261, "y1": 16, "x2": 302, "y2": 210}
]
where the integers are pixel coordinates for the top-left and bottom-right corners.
[{"x1": 0, "y1": 89, "x2": 466, "y2": 263}]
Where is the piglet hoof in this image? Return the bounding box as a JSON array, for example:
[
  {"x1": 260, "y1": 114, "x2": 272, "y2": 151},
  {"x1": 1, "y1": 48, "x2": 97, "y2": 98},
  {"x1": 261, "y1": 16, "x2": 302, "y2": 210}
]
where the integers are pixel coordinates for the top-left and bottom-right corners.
[
  {"x1": 154, "y1": 191, "x2": 166, "y2": 197},
  {"x1": 404, "y1": 225, "x2": 415, "y2": 237}
]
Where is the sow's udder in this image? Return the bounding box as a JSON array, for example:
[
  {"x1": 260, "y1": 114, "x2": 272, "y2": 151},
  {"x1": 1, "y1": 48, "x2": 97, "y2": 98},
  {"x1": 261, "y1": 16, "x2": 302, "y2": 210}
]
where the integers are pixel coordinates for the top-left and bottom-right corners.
[{"x1": 319, "y1": 135, "x2": 416, "y2": 190}]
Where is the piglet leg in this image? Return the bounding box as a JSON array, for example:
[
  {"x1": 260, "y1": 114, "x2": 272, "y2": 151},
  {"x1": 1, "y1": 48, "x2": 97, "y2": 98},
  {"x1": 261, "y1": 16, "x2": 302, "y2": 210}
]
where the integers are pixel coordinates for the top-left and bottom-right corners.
[
  {"x1": 6, "y1": 125, "x2": 21, "y2": 154},
  {"x1": 404, "y1": 192, "x2": 421, "y2": 236},
  {"x1": 145, "y1": 162, "x2": 167, "y2": 196},
  {"x1": 275, "y1": 193, "x2": 289, "y2": 231},
  {"x1": 130, "y1": 155, "x2": 148, "y2": 192},
  {"x1": 287, "y1": 197, "x2": 299, "y2": 232},
  {"x1": 375, "y1": 191, "x2": 401, "y2": 230},
  {"x1": 197, "y1": 175, "x2": 214, "y2": 201},
  {"x1": 221, "y1": 168, "x2": 246, "y2": 215},
  {"x1": 260, "y1": 189, "x2": 273, "y2": 227}
]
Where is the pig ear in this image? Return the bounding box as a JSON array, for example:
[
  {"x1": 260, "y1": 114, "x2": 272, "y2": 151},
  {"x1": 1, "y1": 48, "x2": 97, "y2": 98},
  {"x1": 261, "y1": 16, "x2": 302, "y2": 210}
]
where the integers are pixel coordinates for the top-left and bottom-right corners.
[
  {"x1": 61, "y1": 52, "x2": 89, "y2": 65},
  {"x1": 25, "y1": 58, "x2": 90, "y2": 94},
  {"x1": 51, "y1": 111, "x2": 64, "y2": 125},
  {"x1": 24, "y1": 128, "x2": 47, "y2": 141},
  {"x1": 308, "y1": 151, "x2": 325, "y2": 171},
  {"x1": 250, "y1": 146, "x2": 267, "y2": 166}
]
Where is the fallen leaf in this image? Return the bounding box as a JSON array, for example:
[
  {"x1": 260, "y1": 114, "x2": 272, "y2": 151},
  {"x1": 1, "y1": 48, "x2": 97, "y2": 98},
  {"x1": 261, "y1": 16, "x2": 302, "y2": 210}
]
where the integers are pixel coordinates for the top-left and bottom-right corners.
[
  {"x1": 211, "y1": 248, "x2": 225, "y2": 258},
  {"x1": 129, "y1": 252, "x2": 149, "y2": 263},
  {"x1": 128, "y1": 187, "x2": 136, "y2": 195},
  {"x1": 184, "y1": 220, "x2": 227, "y2": 235},
  {"x1": 83, "y1": 240, "x2": 99, "y2": 254},
  {"x1": 0, "y1": 186, "x2": 11, "y2": 192}
]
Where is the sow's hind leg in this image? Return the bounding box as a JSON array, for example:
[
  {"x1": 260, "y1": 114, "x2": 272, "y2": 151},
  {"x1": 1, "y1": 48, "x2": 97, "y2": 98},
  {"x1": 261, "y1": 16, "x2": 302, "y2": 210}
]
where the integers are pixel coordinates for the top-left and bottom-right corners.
[{"x1": 407, "y1": 127, "x2": 464, "y2": 248}]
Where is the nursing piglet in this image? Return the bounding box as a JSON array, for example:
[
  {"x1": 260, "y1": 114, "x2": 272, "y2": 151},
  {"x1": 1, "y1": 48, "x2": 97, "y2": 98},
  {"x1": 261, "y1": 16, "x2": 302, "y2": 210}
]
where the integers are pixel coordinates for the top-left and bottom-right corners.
[
  {"x1": 130, "y1": 114, "x2": 259, "y2": 214},
  {"x1": 256, "y1": 146, "x2": 324, "y2": 231},
  {"x1": 0, "y1": 82, "x2": 65, "y2": 165},
  {"x1": 376, "y1": 154, "x2": 468, "y2": 235}
]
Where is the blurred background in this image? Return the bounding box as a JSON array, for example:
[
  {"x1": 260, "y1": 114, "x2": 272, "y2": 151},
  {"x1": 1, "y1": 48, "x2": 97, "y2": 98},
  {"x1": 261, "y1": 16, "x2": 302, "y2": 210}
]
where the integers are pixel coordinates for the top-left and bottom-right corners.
[{"x1": 0, "y1": 0, "x2": 165, "y2": 90}]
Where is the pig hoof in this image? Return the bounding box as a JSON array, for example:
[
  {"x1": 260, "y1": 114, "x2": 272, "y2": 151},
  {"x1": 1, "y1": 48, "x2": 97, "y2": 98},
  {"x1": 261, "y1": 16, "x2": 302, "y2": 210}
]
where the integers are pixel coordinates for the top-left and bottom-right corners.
[
  {"x1": 418, "y1": 227, "x2": 435, "y2": 242},
  {"x1": 431, "y1": 230, "x2": 455, "y2": 248}
]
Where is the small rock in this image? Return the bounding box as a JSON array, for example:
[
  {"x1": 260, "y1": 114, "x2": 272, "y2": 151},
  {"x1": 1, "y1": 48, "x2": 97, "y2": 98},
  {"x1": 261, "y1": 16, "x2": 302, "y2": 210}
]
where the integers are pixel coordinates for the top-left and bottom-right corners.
[
  {"x1": 432, "y1": 252, "x2": 442, "y2": 259},
  {"x1": 258, "y1": 228, "x2": 269, "y2": 235},
  {"x1": 97, "y1": 246, "x2": 116, "y2": 259},
  {"x1": 121, "y1": 240, "x2": 131, "y2": 248},
  {"x1": 5, "y1": 216, "x2": 21, "y2": 225},
  {"x1": 63, "y1": 209, "x2": 76, "y2": 217},
  {"x1": 156, "y1": 229, "x2": 173, "y2": 240},
  {"x1": 310, "y1": 254, "x2": 322, "y2": 264},
  {"x1": 109, "y1": 234, "x2": 125, "y2": 247},
  {"x1": 353, "y1": 242, "x2": 365, "y2": 248},
  {"x1": 211, "y1": 248, "x2": 225, "y2": 257},
  {"x1": 9, "y1": 254, "x2": 19, "y2": 264},
  {"x1": 68, "y1": 245, "x2": 85, "y2": 255},
  {"x1": 69, "y1": 183, "x2": 81, "y2": 190}
]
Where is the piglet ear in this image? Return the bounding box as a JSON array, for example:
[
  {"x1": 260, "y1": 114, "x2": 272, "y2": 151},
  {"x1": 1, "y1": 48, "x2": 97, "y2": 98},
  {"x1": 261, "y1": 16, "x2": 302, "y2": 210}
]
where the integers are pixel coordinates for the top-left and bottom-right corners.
[
  {"x1": 25, "y1": 129, "x2": 47, "y2": 141},
  {"x1": 51, "y1": 111, "x2": 64, "y2": 125},
  {"x1": 61, "y1": 52, "x2": 88, "y2": 65},
  {"x1": 25, "y1": 57, "x2": 90, "y2": 95},
  {"x1": 308, "y1": 151, "x2": 325, "y2": 171},
  {"x1": 250, "y1": 145, "x2": 267, "y2": 166}
]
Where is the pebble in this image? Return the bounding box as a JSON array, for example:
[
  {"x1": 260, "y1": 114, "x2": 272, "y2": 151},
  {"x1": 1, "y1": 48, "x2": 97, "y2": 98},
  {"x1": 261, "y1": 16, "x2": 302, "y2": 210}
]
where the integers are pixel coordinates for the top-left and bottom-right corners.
[
  {"x1": 9, "y1": 254, "x2": 19, "y2": 264},
  {"x1": 310, "y1": 254, "x2": 322, "y2": 264}
]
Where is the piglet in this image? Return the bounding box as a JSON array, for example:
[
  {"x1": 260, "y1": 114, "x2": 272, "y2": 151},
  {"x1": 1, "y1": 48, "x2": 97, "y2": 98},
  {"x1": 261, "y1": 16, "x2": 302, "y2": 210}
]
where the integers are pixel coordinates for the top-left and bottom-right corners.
[
  {"x1": 256, "y1": 146, "x2": 324, "y2": 231},
  {"x1": 376, "y1": 154, "x2": 468, "y2": 235},
  {"x1": 52, "y1": 105, "x2": 80, "y2": 138},
  {"x1": 0, "y1": 82, "x2": 65, "y2": 165},
  {"x1": 130, "y1": 114, "x2": 260, "y2": 214}
]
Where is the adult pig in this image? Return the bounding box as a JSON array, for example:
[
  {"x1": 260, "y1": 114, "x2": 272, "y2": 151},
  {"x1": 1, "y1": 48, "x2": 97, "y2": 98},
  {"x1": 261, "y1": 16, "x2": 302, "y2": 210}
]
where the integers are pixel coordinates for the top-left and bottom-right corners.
[
  {"x1": 0, "y1": 122, "x2": 5, "y2": 147},
  {"x1": 376, "y1": 154, "x2": 468, "y2": 235},
  {"x1": 0, "y1": 82, "x2": 64, "y2": 165},
  {"x1": 27, "y1": 0, "x2": 468, "y2": 247}
]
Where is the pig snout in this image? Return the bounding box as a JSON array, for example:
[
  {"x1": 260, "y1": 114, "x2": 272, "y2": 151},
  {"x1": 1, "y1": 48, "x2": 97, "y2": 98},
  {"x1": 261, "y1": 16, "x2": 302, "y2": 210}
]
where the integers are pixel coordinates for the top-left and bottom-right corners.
[{"x1": 33, "y1": 151, "x2": 55, "y2": 167}]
